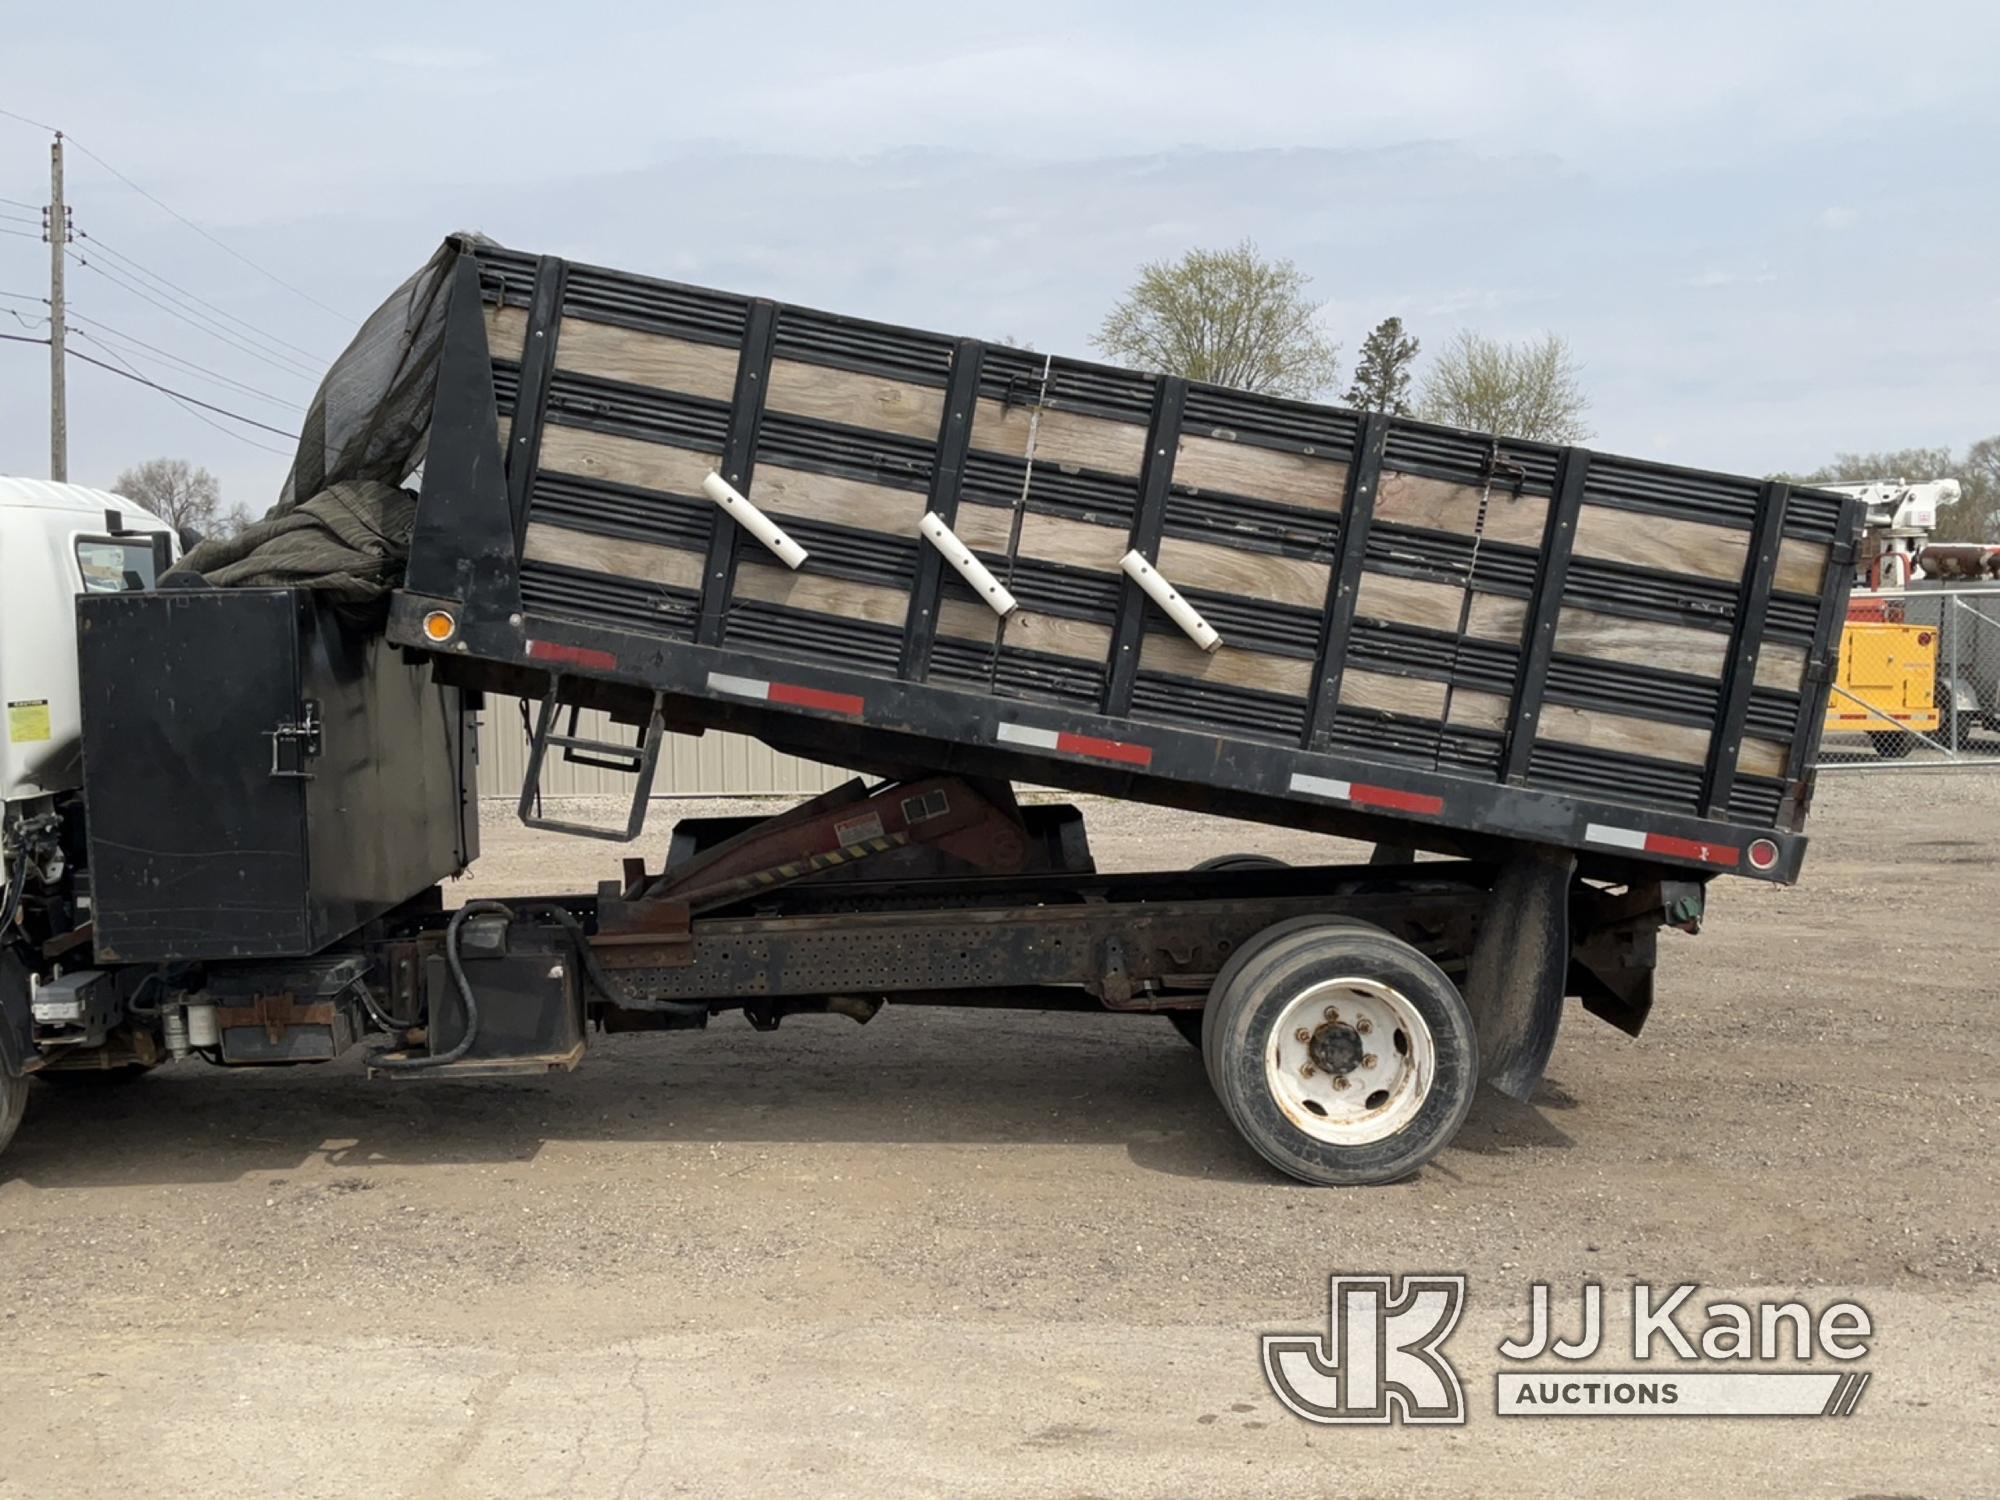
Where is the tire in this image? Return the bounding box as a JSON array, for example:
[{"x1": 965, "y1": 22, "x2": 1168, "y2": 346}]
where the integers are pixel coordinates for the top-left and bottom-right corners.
[
  {"x1": 1869, "y1": 730, "x2": 1914, "y2": 759},
  {"x1": 1192, "y1": 853, "x2": 1288, "y2": 873},
  {"x1": 1201, "y1": 917, "x2": 1477, "y2": 1186},
  {"x1": 0, "y1": 1067, "x2": 27, "y2": 1159}
]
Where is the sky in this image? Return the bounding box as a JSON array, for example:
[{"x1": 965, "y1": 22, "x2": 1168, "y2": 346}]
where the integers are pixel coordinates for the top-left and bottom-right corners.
[{"x1": 2, "y1": 1, "x2": 1995, "y2": 512}]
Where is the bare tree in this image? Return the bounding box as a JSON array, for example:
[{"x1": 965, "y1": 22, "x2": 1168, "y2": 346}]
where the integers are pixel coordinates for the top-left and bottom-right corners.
[
  {"x1": 1417, "y1": 332, "x2": 1592, "y2": 444},
  {"x1": 111, "y1": 458, "x2": 254, "y2": 540},
  {"x1": 1781, "y1": 440, "x2": 2000, "y2": 542},
  {"x1": 1345, "y1": 316, "x2": 1421, "y2": 415},
  {"x1": 1092, "y1": 242, "x2": 1339, "y2": 399}
]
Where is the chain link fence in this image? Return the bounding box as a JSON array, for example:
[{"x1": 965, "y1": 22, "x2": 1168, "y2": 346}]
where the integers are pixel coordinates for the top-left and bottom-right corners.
[{"x1": 1816, "y1": 585, "x2": 2000, "y2": 769}]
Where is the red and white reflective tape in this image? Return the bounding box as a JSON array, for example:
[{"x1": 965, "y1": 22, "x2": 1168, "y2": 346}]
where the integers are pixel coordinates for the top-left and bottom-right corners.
[
  {"x1": 996, "y1": 720, "x2": 1153, "y2": 768},
  {"x1": 1585, "y1": 821, "x2": 1739, "y2": 868},
  {"x1": 1289, "y1": 772, "x2": 1444, "y2": 817},
  {"x1": 528, "y1": 638, "x2": 619, "y2": 673},
  {"x1": 707, "y1": 671, "x2": 864, "y2": 718}
]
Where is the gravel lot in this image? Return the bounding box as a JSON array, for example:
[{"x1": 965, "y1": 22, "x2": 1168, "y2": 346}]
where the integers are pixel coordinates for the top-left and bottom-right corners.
[{"x1": 1, "y1": 771, "x2": 1995, "y2": 1497}]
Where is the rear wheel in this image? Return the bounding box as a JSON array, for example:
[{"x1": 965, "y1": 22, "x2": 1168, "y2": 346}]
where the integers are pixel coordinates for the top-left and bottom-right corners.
[
  {"x1": 1869, "y1": 730, "x2": 1915, "y2": 759},
  {"x1": 0, "y1": 1067, "x2": 27, "y2": 1158},
  {"x1": 1201, "y1": 917, "x2": 1476, "y2": 1186}
]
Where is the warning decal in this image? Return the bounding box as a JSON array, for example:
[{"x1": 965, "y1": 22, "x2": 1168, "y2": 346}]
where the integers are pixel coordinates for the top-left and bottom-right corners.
[
  {"x1": 833, "y1": 812, "x2": 887, "y2": 846},
  {"x1": 7, "y1": 700, "x2": 50, "y2": 744}
]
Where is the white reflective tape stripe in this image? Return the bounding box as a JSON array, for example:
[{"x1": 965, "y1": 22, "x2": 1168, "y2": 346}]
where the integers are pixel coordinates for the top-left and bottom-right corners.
[
  {"x1": 1289, "y1": 772, "x2": 1354, "y2": 802},
  {"x1": 1584, "y1": 822, "x2": 1648, "y2": 851},
  {"x1": 996, "y1": 722, "x2": 1062, "y2": 751},
  {"x1": 707, "y1": 672, "x2": 770, "y2": 701}
]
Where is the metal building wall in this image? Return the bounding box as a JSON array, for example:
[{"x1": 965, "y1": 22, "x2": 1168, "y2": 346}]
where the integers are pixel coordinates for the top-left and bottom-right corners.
[{"x1": 476, "y1": 709, "x2": 850, "y2": 798}]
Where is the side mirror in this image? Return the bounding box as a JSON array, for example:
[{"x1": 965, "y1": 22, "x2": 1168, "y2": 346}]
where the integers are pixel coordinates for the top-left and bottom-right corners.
[{"x1": 177, "y1": 525, "x2": 206, "y2": 552}]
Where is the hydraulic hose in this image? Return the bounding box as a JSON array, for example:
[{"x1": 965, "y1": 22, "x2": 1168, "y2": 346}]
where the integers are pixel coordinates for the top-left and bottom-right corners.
[
  {"x1": 367, "y1": 899, "x2": 512, "y2": 1072},
  {"x1": 367, "y1": 899, "x2": 706, "y2": 1072},
  {"x1": 349, "y1": 973, "x2": 421, "y2": 1033}
]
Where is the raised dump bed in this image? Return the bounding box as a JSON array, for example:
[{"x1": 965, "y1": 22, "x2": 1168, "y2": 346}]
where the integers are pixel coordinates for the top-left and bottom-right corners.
[{"x1": 393, "y1": 241, "x2": 1860, "y2": 883}]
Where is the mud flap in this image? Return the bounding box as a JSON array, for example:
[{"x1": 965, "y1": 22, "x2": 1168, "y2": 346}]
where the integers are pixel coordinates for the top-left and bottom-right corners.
[{"x1": 1462, "y1": 843, "x2": 1575, "y2": 1101}]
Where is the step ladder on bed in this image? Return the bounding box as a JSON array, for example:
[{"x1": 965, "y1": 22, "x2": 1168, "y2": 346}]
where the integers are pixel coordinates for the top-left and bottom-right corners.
[{"x1": 516, "y1": 674, "x2": 667, "y2": 842}]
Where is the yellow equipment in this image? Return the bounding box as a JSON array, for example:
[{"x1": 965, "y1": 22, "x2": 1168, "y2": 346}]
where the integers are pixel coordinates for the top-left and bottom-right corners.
[{"x1": 1823, "y1": 613, "x2": 1939, "y2": 758}]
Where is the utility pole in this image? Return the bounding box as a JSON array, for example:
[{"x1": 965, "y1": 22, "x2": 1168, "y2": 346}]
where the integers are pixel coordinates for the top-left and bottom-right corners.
[{"x1": 46, "y1": 131, "x2": 68, "y2": 482}]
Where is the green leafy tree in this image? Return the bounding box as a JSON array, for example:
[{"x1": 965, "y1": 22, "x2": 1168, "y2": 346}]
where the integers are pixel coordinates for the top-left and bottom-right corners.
[
  {"x1": 1092, "y1": 242, "x2": 1339, "y2": 398},
  {"x1": 1344, "y1": 316, "x2": 1421, "y2": 415},
  {"x1": 1417, "y1": 331, "x2": 1592, "y2": 444}
]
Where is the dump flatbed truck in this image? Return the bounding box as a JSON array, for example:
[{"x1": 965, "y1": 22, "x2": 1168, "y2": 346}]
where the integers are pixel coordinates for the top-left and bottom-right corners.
[{"x1": 0, "y1": 237, "x2": 1863, "y2": 1185}]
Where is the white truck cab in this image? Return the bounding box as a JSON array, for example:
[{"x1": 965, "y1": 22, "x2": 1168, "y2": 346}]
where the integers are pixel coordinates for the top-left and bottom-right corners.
[{"x1": 0, "y1": 477, "x2": 177, "y2": 806}]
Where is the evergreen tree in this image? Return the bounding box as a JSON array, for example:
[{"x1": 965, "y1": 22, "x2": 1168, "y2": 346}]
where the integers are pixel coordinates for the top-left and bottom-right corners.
[{"x1": 1344, "y1": 317, "x2": 1421, "y2": 415}]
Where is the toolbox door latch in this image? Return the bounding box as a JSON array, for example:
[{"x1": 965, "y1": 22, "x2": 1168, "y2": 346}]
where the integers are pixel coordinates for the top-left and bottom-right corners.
[{"x1": 267, "y1": 701, "x2": 322, "y2": 779}]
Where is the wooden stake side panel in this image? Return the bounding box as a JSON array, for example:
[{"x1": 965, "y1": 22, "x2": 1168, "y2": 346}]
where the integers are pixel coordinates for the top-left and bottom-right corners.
[
  {"x1": 1122, "y1": 390, "x2": 1356, "y2": 741},
  {"x1": 471, "y1": 251, "x2": 1853, "y2": 833},
  {"x1": 710, "y1": 307, "x2": 956, "y2": 677},
  {"x1": 1534, "y1": 491, "x2": 1817, "y2": 790}
]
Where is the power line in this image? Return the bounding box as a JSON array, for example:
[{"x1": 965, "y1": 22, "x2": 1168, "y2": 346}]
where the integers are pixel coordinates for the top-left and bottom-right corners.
[
  {"x1": 0, "y1": 105, "x2": 59, "y2": 133},
  {"x1": 69, "y1": 249, "x2": 320, "y2": 381},
  {"x1": 72, "y1": 336, "x2": 298, "y2": 461},
  {"x1": 4, "y1": 303, "x2": 297, "y2": 457},
  {"x1": 76, "y1": 229, "x2": 331, "y2": 366},
  {"x1": 0, "y1": 195, "x2": 41, "y2": 211},
  {"x1": 66, "y1": 342, "x2": 298, "y2": 455},
  {"x1": 0, "y1": 226, "x2": 41, "y2": 240},
  {"x1": 66, "y1": 345, "x2": 297, "y2": 438},
  {"x1": 0, "y1": 106, "x2": 353, "y2": 325},
  {"x1": 66, "y1": 312, "x2": 302, "y2": 410}
]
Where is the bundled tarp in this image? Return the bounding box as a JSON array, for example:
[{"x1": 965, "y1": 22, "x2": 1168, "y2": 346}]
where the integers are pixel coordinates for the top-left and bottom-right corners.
[{"x1": 163, "y1": 234, "x2": 483, "y2": 603}]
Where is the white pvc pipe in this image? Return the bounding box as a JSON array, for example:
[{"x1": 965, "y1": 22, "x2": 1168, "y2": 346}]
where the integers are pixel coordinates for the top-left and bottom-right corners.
[
  {"x1": 1120, "y1": 549, "x2": 1222, "y2": 652},
  {"x1": 919, "y1": 512, "x2": 1017, "y2": 616},
  {"x1": 702, "y1": 472, "x2": 808, "y2": 570}
]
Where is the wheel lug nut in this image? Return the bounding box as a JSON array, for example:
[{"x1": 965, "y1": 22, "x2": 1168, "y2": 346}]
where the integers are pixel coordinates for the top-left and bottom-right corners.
[
  {"x1": 1332, "y1": 1076, "x2": 1349, "y2": 1091},
  {"x1": 1294, "y1": 1028, "x2": 1312, "y2": 1043},
  {"x1": 1300, "y1": 1064, "x2": 1316, "y2": 1078},
  {"x1": 1322, "y1": 1006, "x2": 1339, "y2": 1021},
  {"x1": 1355, "y1": 1018, "x2": 1373, "y2": 1034},
  {"x1": 1363, "y1": 1053, "x2": 1378, "y2": 1069}
]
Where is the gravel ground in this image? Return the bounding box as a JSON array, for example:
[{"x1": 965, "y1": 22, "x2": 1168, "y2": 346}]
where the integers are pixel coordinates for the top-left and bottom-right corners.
[{"x1": 0, "y1": 771, "x2": 1995, "y2": 1497}]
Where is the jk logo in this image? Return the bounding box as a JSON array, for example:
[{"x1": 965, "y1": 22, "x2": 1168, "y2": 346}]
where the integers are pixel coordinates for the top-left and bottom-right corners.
[{"x1": 1263, "y1": 1274, "x2": 1468, "y2": 1425}]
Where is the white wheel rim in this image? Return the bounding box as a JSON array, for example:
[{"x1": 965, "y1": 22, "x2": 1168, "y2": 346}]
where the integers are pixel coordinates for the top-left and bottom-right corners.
[{"x1": 1263, "y1": 977, "x2": 1434, "y2": 1146}]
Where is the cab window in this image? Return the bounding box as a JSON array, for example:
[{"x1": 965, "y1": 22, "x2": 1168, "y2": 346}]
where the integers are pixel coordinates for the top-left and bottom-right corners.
[{"x1": 75, "y1": 537, "x2": 159, "y2": 594}]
